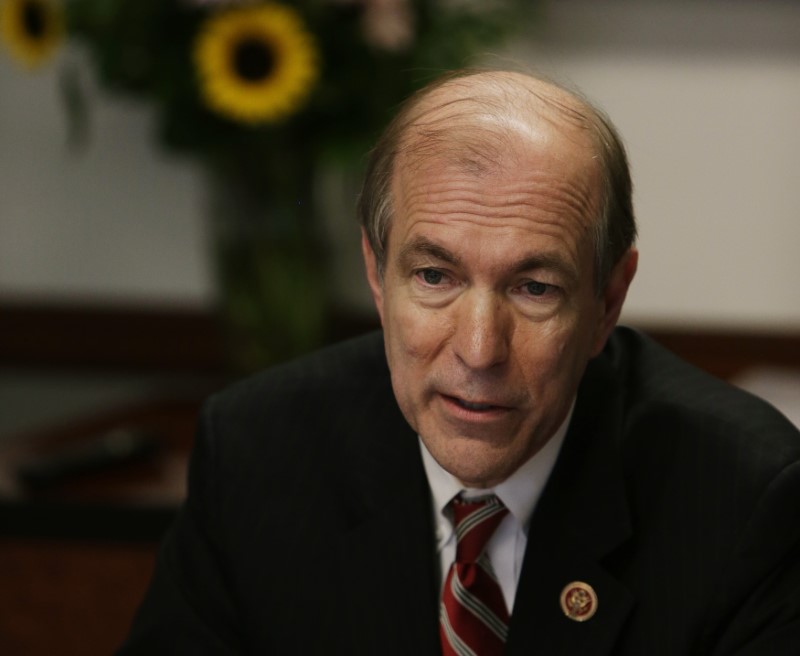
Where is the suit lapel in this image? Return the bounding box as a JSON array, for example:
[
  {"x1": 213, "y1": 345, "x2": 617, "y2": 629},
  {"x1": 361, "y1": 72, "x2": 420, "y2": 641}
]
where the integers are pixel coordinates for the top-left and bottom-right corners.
[
  {"x1": 507, "y1": 353, "x2": 635, "y2": 656},
  {"x1": 336, "y1": 375, "x2": 441, "y2": 656}
]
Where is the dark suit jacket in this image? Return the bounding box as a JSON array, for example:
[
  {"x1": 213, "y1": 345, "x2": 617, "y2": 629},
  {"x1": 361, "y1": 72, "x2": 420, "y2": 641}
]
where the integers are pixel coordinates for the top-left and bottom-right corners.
[{"x1": 119, "y1": 327, "x2": 800, "y2": 655}]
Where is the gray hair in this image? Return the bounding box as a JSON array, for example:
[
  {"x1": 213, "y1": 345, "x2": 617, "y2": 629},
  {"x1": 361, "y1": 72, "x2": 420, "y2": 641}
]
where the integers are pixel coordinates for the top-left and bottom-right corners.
[{"x1": 357, "y1": 69, "x2": 636, "y2": 293}]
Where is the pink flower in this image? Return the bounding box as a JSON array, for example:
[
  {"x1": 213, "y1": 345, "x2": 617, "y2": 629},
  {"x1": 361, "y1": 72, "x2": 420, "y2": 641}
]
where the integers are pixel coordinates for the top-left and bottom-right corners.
[
  {"x1": 362, "y1": 0, "x2": 414, "y2": 52},
  {"x1": 180, "y1": 0, "x2": 258, "y2": 7},
  {"x1": 329, "y1": 0, "x2": 415, "y2": 52}
]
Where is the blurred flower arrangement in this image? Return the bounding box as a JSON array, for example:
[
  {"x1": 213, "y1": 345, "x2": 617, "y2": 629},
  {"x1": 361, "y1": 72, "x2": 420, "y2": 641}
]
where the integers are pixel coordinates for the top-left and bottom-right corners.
[
  {"x1": 1, "y1": 0, "x2": 531, "y2": 369},
  {"x1": 1, "y1": 0, "x2": 63, "y2": 68}
]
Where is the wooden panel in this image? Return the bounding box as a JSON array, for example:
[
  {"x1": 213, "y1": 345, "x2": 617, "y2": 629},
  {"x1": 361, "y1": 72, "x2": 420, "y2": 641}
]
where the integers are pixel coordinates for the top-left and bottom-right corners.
[
  {"x1": 645, "y1": 328, "x2": 800, "y2": 380},
  {"x1": 0, "y1": 398, "x2": 197, "y2": 654},
  {"x1": 0, "y1": 301, "x2": 228, "y2": 373},
  {"x1": 0, "y1": 538, "x2": 157, "y2": 656}
]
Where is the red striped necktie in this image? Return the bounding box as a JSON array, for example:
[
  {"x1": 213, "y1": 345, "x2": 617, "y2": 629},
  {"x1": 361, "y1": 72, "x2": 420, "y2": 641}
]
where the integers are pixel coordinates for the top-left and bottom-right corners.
[{"x1": 440, "y1": 494, "x2": 510, "y2": 656}]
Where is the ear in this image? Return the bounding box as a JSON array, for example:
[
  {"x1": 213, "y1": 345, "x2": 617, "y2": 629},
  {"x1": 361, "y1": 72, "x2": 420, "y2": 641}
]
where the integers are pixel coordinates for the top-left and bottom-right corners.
[
  {"x1": 361, "y1": 228, "x2": 385, "y2": 326},
  {"x1": 590, "y1": 247, "x2": 638, "y2": 357}
]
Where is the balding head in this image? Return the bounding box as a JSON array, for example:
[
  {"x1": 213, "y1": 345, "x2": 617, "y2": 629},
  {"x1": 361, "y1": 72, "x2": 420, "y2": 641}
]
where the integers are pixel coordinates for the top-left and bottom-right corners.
[{"x1": 358, "y1": 69, "x2": 636, "y2": 293}]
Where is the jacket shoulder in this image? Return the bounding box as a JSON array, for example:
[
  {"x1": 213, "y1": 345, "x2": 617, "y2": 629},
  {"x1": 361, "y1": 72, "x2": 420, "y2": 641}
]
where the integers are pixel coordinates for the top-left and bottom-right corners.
[
  {"x1": 195, "y1": 331, "x2": 396, "y2": 479},
  {"x1": 598, "y1": 326, "x2": 800, "y2": 539},
  {"x1": 594, "y1": 327, "x2": 800, "y2": 653},
  {"x1": 606, "y1": 326, "x2": 799, "y2": 450},
  {"x1": 213, "y1": 330, "x2": 389, "y2": 409}
]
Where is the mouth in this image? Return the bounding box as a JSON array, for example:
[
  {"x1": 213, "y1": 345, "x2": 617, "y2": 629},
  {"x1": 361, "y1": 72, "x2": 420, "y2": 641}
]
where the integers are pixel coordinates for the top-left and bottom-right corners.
[{"x1": 442, "y1": 394, "x2": 510, "y2": 414}]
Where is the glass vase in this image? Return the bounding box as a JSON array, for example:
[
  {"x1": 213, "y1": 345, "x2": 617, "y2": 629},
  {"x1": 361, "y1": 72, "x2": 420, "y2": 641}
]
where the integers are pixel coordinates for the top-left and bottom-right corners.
[{"x1": 207, "y1": 167, "x2": 329, "y2": 373}]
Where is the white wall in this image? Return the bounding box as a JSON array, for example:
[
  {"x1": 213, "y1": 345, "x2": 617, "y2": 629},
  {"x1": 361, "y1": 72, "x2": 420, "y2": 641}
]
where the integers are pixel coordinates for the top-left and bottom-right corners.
[
  {"x1": 1, "y1": 1, "x2": 799, "y2": 329},
  {"x1": 513, "y1": 1, "x2": 800, "y2": 331},
  {"x1": 568, "y1": 54, "x2": 800, "y2": 330},
  {"x1": 0, "y1": 46, "x2": 211, "y2": 307}
]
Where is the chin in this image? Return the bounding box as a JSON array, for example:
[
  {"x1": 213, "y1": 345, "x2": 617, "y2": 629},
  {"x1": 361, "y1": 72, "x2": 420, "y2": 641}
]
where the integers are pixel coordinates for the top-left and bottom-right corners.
[{"x1": 429, "y1": 435, "x2": 517, "y2": 489}]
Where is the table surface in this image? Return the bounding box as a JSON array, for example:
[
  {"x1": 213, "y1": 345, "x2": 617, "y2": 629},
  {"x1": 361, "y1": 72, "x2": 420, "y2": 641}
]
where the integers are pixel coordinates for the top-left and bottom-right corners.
[
  {"x1": 0, "y1": 389, "x2": 209, "y2": 539},
  {"x1": 0, "y1": 387, "x2": 213, "y2": 654}
]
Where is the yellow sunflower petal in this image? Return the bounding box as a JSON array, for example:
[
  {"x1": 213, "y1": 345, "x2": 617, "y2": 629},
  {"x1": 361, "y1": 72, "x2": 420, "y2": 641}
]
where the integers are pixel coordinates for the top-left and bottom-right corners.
[
  {"x1": 194, "y1": 3, "x2": 319, "y2": 125},
  {"x1": 0, "y1": 0, "x2": 63, "y2": 69}
]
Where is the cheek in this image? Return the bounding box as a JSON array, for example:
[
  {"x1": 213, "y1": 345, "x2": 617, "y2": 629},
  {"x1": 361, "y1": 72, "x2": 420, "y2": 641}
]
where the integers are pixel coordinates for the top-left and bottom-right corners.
[
  {"x1": 547, "y1": 295, "x2": 604, "y2": 354},
  {"x1": 386, "y1": 293, "x2": 450, "y2": 361},
  {"x1": 516, "y1": 318, "x2": 590, "y2": 389},
  {"x1": 383, "y1": 310, "x2": 439, "y2": 434},
  {"x1": 519, "y1": 338, "x2": 566, "y2": 392},
  {"x1": 383, "y1": 302, "x2": 433, "y2": 398}
]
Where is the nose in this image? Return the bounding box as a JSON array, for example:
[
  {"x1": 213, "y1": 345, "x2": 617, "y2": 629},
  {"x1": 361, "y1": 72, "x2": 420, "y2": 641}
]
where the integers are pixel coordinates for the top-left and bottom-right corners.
[{"x1": 452, "y1": 291, "x2": 510, "y2": 370}]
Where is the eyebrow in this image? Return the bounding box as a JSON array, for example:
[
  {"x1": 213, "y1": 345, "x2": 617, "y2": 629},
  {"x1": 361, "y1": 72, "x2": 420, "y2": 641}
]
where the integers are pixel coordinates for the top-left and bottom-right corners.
[
  {"x1": 398, "y1": 237, "x2": 461, "y2": 269},
  {"x1": 397, "y1": 236, "x2": 578, "y2": 285},
  {"x1": 510, "y1": 254, "x2": 578, "y2": 285}
]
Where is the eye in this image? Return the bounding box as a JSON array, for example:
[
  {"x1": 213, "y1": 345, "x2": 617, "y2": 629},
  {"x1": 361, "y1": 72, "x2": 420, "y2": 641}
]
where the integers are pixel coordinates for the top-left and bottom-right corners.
[
  {"x1": 419, "y1": 268, "x2": 444, "y2": 285},
  {"x1": 515, "y1": 279, "x2": 561, "y2": 302},
  {"x1": 524, "y1": 281, "x2": 549, "y2": 296}
]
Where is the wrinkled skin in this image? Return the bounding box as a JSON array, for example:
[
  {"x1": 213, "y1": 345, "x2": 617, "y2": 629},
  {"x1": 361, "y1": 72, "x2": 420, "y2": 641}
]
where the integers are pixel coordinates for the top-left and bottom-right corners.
[{"x1": 363, "y1": 74, "x2": 637, "y2": 488}]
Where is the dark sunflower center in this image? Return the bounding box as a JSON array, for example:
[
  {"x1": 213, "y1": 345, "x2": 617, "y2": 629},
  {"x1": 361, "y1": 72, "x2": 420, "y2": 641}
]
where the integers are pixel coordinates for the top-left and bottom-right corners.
[
  {"x1": 233, "y1": 37, "x2": 275, "y2": 82},
  {"x1": 22, "y1": 1, "x2": 46, "y2": 39}
]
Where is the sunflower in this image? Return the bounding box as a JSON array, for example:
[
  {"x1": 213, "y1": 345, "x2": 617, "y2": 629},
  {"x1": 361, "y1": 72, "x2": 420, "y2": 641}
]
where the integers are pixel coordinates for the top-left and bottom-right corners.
[
  {"x1": 0, "y1": 0, "x2": 63, "y2": 69},
  {"x1": 194, "y1": 3, "x2": 319, "y2": 125}
]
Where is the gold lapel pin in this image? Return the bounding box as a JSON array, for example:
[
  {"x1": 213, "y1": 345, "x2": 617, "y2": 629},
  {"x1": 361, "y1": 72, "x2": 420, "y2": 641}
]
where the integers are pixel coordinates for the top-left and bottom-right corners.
[{"x1": 560, "y1": 581, "x2": 598, "y2": 622}]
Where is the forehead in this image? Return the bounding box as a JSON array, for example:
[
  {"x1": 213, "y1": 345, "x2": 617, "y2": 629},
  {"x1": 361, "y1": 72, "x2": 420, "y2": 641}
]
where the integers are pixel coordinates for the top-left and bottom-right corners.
[
  {"x1": 384, "y1": 98, "x2": 604, "y2": 284},
  {"x1": 398, "y1": 73, "x2": 600, "y2": 165},
  {"x1": 384, "y1": 76, "x2": 606, "y2": 273},
  {"x1": 391, "y1": 116, "x2": 602, "y2": 236},
  {"x1": 393, "y1": 77, "x2": 603, "y2": 210}
]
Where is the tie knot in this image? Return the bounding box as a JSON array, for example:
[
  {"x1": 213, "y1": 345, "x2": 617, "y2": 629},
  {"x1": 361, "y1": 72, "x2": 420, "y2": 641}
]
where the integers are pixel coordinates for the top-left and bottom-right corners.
[{"x1": 451, "y1": 494, "x2": 508, "y2": 563}]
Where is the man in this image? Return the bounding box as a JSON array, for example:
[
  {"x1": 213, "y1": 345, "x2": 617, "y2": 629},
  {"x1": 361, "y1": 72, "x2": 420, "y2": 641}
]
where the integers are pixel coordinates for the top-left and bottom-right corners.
[{"x1": 120, "y1": 70, "x2": 800, "y2": 654}]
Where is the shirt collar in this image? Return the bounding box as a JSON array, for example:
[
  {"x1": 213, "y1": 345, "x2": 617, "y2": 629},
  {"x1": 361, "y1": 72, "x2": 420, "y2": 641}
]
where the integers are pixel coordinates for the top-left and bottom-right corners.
[{"x1": 420, "y1": 401, "x2": 574, "y2": 545}]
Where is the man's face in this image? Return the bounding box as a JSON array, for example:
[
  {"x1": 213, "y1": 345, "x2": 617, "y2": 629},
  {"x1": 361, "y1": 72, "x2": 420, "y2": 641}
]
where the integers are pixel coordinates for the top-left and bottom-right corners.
[{"x1": 364, "y1": 121, "x2": 629, "y2": 488}]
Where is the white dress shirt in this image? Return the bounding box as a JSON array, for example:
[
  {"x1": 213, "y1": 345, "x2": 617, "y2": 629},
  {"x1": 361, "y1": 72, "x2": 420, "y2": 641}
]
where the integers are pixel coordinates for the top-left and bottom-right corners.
[{"x1": 420, "y1": 405, "x2": 573, "y2": 612}]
